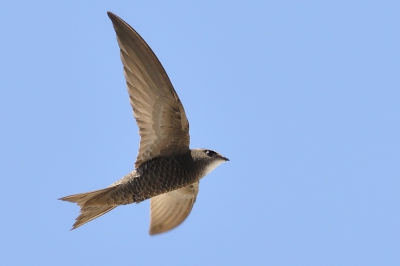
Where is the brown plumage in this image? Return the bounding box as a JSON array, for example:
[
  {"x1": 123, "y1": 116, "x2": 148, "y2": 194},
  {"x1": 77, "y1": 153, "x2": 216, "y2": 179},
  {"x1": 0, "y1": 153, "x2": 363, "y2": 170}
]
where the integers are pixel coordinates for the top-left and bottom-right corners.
[
  {"x1": 59, "y1": 12, "x2": 228, "y2": 235},
  {"x1": 60, "y1": 189, "x2": 117, "y2": 230}
]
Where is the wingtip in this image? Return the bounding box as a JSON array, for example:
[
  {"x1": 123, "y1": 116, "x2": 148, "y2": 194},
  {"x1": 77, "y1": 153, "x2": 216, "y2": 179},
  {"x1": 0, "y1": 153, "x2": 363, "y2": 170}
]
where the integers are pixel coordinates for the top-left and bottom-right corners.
[
  {"x1": 148, "y1": 228, "x2": 163, "y2": 236},
  {"x1": 107, "y1": 11, "x2": 118, "y2": 21},
  {"x1": 149, "y1": 224, "x2": 166, "y2": 236}
]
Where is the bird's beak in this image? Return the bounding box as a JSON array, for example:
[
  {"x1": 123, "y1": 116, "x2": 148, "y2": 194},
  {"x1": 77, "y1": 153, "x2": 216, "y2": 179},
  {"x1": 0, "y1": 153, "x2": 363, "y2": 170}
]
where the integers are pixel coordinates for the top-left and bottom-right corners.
[{"x1": 220, "y1": 155, "x2": 229, "y2": 161}]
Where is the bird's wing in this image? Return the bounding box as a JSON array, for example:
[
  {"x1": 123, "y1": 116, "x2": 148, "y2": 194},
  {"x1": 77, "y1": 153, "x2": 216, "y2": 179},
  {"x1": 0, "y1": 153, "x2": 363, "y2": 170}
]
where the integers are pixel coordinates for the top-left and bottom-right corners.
[
  {"x1": 149, "y1": 182, "x2": 199, "y2": 235},
  {"x1": 108, "y1": 12, "x2": 190, "y2": 167}
]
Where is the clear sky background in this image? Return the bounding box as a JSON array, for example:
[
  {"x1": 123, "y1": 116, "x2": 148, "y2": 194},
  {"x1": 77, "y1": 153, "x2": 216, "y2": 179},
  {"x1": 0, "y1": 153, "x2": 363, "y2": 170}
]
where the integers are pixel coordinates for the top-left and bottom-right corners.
[{"x1": 1, "y1": 1, "x2": 399, "y2": 265}]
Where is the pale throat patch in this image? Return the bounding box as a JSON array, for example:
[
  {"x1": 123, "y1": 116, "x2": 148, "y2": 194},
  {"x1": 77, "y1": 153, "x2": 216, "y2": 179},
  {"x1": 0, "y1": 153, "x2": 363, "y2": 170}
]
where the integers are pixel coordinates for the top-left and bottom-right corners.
[{"x1": 201, "y1": 160, "x2": 225, "y2": 178}]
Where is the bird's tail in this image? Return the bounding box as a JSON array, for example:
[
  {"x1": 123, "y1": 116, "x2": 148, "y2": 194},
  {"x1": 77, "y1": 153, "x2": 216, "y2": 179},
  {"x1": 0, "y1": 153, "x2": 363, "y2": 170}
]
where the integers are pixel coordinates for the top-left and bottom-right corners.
[{"x1": 59, "y1": 187, "x2": 119, "y2": 230}]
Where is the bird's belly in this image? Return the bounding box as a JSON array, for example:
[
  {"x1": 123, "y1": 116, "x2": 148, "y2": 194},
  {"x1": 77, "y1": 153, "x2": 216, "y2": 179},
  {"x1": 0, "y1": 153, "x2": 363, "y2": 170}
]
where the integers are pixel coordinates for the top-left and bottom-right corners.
[{"x1": 120, "y1": 155, "x2": 196, "y2": 203}]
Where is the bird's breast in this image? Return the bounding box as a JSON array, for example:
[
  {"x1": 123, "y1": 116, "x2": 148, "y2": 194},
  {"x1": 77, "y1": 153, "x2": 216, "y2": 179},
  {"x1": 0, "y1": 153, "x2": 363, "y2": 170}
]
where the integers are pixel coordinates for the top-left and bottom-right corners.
[{"x1": 124, "y1": 152, "x2": 197, "y2": 202}]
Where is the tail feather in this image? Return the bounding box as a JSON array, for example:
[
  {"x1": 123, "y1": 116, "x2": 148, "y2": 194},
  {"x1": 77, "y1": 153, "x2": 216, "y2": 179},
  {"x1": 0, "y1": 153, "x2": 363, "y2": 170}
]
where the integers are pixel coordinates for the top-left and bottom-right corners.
[
  {"x1": 71, "y1": 205, "x2": 117, "y2": 230},
  {"x1": 59, "y1": 187, "x2": 119, "y2": 230}
]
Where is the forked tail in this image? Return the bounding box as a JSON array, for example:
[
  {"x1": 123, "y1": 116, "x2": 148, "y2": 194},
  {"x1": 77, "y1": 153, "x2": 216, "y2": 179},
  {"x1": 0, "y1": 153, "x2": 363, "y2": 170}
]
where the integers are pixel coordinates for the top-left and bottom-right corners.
[{"x1": 59, "y1": 187, "x2": 119, "y2": 230}]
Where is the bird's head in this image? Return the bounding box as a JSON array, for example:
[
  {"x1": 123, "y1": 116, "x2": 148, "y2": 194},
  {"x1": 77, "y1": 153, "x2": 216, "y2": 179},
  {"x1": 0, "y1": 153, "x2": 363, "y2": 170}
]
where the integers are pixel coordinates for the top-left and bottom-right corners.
[{"x1": 191, "y1": 148, "x2": 229, "y2": 177}]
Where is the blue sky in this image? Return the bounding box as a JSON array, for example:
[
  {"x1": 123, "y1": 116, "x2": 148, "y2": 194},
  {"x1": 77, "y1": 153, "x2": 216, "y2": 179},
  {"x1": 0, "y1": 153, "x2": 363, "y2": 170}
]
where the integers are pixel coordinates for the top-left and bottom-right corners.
[{"x1": 1, "y1": 1, "x2": 399, "y2": 265}]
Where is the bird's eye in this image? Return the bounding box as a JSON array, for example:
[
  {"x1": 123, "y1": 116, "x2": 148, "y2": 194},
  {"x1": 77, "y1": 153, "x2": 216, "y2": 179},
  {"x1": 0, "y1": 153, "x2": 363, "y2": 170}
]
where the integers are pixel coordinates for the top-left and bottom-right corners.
[{"x1": 204, "y1": 150, "x2": 216, "y2": 157}]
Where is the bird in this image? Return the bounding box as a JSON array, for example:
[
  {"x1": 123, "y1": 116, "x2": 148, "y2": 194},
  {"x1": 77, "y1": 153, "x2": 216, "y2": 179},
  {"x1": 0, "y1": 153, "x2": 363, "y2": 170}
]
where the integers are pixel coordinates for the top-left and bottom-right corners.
[{"x1": 59, "y1": 12, "x2": 229, "y2": 235}]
